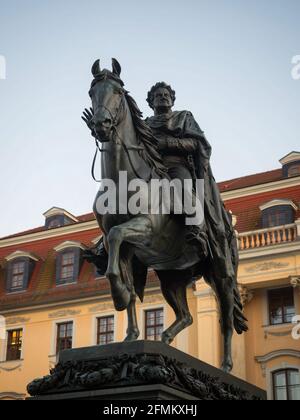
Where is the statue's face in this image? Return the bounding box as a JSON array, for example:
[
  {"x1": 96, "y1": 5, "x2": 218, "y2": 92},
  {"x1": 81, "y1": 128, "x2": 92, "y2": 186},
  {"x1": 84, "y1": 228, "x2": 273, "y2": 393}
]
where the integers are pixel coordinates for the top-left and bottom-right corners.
[{"x1": 152, "y1": 87, "x2": 173, "y2": 110}]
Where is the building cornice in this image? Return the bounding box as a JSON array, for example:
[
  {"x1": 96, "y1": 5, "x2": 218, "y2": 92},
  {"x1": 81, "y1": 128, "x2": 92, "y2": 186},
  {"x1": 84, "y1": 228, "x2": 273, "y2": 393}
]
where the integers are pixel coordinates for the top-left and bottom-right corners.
[
  {"x1": 239, "y1": 240, "x2": 300, "y2": 260},
  {"x1": 221, "y1": 176, "x2": 300, "y2": 201},
  {"x1": 255, "y1": 349, "x2": 300, "y2": 364},
  {"x1": 0, "y1": 220, "x2": 99, "y2": 248}
]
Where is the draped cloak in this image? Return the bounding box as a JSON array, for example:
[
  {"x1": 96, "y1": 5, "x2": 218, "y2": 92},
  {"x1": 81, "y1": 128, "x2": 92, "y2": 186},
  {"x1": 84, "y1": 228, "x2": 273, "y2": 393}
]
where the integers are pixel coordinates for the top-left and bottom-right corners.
[{"x1": 146, "y1": 111, "x2": 238, "y2": 285}]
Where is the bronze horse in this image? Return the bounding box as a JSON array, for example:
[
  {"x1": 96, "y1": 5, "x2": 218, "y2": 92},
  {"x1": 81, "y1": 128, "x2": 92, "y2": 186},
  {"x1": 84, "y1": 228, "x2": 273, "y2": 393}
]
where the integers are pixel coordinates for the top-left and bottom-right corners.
[{"x1": 82, "y1": 58, "x2": 248, "y2": 372}]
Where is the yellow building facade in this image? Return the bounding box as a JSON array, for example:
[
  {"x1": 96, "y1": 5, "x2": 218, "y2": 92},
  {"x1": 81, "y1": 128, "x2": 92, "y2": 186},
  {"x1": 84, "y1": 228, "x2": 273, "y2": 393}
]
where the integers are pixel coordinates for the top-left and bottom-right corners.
[{"x1": 0, "y1": 152, "x2": 300, "y2": 400}]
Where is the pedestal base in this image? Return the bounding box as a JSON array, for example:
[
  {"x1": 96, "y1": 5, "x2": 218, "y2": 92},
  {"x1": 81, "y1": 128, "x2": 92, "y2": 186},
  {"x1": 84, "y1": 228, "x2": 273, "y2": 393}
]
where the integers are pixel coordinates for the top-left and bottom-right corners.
[{"x1": 27, "y1": 341, "x2": 266, "y2": 400}]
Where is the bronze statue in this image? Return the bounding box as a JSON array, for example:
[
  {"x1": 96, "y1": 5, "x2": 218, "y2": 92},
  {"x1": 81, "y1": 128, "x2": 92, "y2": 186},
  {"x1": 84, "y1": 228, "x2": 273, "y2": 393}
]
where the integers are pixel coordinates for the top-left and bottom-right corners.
[{"x1": 82, "y1": 58, "x2": 248, "y2": 372}]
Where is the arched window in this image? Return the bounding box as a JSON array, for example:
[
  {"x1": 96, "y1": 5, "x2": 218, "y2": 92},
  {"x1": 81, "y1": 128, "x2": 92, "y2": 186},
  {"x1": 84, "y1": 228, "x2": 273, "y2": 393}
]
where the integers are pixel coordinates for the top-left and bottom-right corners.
[
  {"x1": 273, "y1": 369, "x2": 300, "y2": 400},
  {"x1": 260, "y1": 200, "x2": 297, "y2": 229}
]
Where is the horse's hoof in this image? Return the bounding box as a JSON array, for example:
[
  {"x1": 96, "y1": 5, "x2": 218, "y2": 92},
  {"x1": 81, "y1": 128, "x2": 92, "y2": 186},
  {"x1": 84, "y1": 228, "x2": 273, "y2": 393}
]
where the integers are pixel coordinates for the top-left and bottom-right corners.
[
  {"x1": 161, "y1": 332, "x2": 174, "y2": 345},
  {"x1": 124, "y1": 330, "x2": 140, "y2": 342},
  {"x1": 221, "y1": 362, "x2": 233, "y2": 373}
]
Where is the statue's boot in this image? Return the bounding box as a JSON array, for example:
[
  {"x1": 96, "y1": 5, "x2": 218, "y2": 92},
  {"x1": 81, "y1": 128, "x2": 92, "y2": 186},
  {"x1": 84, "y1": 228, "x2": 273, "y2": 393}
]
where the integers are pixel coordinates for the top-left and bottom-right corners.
[
  {"x1": 82, "y1": 238, "x2": 108, "y2": 276},
  {"x1": 186, "y1": 226, "x2": 210, "y2": 259},
  {"x1": 109, "y1": 279, "x2": 131, "y2": 311}
]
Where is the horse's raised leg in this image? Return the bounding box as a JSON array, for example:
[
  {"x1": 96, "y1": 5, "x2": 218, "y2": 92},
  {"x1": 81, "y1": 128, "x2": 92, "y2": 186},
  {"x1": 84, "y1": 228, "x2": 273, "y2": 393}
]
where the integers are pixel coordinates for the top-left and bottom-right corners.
[
  {"x1": 106, "y1": 217, "x2": 152, "y2": 311},
  {"x1": 214, "y1": 279, "x2": 234, "y2": 373},
  {"x1": 156, "y1": 270, "x2": 193, "y2": 345},
  {"x1": 119, "y1": 256, "x2": 140, "y2": 341}
]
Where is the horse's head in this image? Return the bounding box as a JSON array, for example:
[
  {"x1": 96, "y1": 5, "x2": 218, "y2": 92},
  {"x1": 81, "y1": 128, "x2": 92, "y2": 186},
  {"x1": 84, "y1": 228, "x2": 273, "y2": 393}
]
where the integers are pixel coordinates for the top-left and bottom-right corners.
[{"x1": 89, "y1": 58, "x2": 125, "y2": 142}]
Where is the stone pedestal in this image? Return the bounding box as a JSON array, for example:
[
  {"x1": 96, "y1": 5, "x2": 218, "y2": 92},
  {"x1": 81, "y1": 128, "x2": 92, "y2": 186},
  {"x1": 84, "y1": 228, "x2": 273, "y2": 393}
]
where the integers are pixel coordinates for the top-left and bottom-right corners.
[{"x1": 27, "y1": 341, "x2": 266, "y2": 400}]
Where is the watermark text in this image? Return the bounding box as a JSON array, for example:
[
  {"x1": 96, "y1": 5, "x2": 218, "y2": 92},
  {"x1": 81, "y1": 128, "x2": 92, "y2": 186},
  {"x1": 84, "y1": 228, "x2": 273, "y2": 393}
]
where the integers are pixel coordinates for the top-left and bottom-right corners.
[
  {"x1": 291, "y1": 55, "x2": 300, "y2": 80},
  {"x1": 0, "y1": 55, "x2": 6, "y2": 80}
]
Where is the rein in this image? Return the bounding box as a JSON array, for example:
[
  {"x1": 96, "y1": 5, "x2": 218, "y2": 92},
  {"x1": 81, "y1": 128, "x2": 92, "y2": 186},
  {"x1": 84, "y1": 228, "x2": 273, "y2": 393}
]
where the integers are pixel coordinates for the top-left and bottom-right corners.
[{"x1": 91, "y1": 94, "x2": 152, "y2": 183}]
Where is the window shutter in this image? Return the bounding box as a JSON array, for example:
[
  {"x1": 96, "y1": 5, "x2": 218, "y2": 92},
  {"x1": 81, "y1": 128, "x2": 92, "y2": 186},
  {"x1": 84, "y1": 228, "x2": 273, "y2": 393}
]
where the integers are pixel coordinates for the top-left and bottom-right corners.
[
  {"x1": 24, "y1": 259, "x2": 35, "y2": 290},
  {"x1": 73, "y1": 248, "x2": 82, "y2": 283},
  {"x1": 5, "y1": 262, "x2": 13, "y2": 292},
  {"x1": 56, "y1": 253, "x2": 63, "y2": 285}
]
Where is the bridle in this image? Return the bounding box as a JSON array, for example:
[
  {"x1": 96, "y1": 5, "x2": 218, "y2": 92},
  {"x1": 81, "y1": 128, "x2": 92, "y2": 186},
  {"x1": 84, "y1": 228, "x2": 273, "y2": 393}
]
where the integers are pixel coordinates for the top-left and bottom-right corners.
[{"x1": 90, "y1": 83, "x2": 151, "y2": 183}]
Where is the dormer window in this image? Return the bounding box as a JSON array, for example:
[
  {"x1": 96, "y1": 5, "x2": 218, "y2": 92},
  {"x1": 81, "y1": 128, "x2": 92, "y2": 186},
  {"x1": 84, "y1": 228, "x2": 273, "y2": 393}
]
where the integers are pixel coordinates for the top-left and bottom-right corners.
[
  {"x1": 279, "y1": 151, "x2": 300, "y2": 179},
  {"x1": 54, "y1": 242, "x2": 85, "y2": 286},
  {"x1": 43, "y1": 207, "x2": 78, "y2": 230},
  {"x1": 5, "y1": 251, "x2": 38, "y2": 294},
  {"x1": 288, "y1": 163, "x2": 300, "y2": 178},
  {"x1": 11, "y1": 260, "x2": 26, "y2": 291},
  {"x1": 260, "y1": 200, "x2": 297, "y2": 228}
]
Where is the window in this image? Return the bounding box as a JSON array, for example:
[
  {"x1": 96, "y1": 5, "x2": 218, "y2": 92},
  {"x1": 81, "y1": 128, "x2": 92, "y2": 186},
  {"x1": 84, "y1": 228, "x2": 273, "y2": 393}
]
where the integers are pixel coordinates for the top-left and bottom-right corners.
[
  {"x1": 97, "y1": 316, "x2": 114, "y2": 345},
  {"x1": 6, "y1": 258, "x2": 34, "y2": 293},
  {"x1": 288, "y1": 164, "x2": 300, "y2": 177},
  {"x1": 11, "y1": 261, "x2": 25, "y2": 290},
  {"x1": 273, "y1": 369, "x2": 300, "y2": 400},
  {"x1": 268, "y1": 287, "x2": 295, "y2": 325},
  {"x1": 45, "y1": 215, "x2": 73, "y2": 229},
  {"x1": 262, "y1": 206, "x2": 294, "y2": 228},
  {"x1": 56, "y1": 248, "x2": 82, "y2": 285},
  {"x1": 56, "y1": 322, "x2": 73, "y2": 354},
  {"x1": 61, "y1": 252, "x2": 75, "y2": 280},
  {"x1": 6, "y1": 329, "x2": 23, "y2": 361},
  {"x1": 145, "y1": 308, "x2": 164, "y2": 341}
]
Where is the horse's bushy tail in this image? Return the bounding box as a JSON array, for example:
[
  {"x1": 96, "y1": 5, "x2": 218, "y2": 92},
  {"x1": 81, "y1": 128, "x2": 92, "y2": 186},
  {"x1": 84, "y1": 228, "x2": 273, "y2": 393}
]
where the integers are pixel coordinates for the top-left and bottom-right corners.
[{"x1": 233, "y1": 286, "x2": 248, "y2": 334}]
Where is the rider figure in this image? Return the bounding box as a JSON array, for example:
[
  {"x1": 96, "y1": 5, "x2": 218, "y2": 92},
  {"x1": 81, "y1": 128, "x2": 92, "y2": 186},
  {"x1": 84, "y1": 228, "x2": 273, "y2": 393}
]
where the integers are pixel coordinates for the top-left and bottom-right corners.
[{"x1": 146, "y1": 82, "x2": 209, "y2": 258}]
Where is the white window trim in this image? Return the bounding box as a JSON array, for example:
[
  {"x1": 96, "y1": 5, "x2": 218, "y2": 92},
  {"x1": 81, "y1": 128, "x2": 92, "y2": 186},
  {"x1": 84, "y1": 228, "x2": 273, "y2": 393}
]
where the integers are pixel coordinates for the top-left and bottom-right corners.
[
  {"x1": 5, "y1": 250, "x2": 39, "y2": 262},
  {"x1": 279, "y1": 152, "x2": 300, "y2": 166},
  {"x1": 267, "y1": 364, "x2": 300, "y2": 400},
  {"x1": 91, "y1": 312, "x2": 116, "y2": 346},
  {"x1": 54, "y1": 241, "x2": 86, "y2": 252},
  {"x1": 0, "y1": 324, "x2": 25, "y2": 363},
  {"x1": 259, "y1": 199, "x2": 298, "y2": 212},
  {"x1": 50, "y1": 318, "x2": 76, "y2": 362}
]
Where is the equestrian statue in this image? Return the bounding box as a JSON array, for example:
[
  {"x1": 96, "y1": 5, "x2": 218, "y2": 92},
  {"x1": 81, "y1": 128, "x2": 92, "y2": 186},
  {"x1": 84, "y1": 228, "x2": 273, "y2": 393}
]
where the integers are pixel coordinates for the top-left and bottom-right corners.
[{"x1": 82, "y1": 58, "x2": 248, "y2": 372}]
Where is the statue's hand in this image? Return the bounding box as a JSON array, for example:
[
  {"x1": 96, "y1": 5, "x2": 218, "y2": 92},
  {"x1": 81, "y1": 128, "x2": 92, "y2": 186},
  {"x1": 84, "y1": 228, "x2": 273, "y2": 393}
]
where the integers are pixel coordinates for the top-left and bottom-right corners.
[
  {"x1": 81, "y1": 108, "x2": 96, "y2": 138},
  {"x1": 157, "y1": 138, "x2": 168, "y2": 151}
]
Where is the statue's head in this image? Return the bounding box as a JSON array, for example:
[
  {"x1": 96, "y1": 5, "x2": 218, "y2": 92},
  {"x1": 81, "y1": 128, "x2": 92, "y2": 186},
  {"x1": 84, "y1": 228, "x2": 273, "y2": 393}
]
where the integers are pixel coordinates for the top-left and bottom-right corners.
[{"x1": 147, "y1": 82, "x2": 176, "y2": 112}]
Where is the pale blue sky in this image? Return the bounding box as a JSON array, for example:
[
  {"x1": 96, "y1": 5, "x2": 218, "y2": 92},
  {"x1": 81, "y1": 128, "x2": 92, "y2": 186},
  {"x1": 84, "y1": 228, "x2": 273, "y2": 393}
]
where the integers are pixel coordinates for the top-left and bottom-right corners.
[{"x1": 0, "y1": 0, "x2": 299, "y2": 237}]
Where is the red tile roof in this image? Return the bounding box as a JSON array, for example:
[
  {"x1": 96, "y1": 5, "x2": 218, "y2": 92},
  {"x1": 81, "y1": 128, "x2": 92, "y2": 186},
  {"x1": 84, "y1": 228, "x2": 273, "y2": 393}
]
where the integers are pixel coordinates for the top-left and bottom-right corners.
[{"x1": 218, "y1": 169, "x2": 283, "y2": 193}]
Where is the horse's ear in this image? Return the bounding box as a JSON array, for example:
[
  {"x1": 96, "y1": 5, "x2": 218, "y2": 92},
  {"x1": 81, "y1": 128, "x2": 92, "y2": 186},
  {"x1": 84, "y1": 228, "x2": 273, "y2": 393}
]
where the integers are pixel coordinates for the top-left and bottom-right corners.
[
  {"x1": 112, "y1": 58, "x2": 121, "y2": 77},
  {"x1": 91, "y1": 59, "x2": 101, "y2": 77}
]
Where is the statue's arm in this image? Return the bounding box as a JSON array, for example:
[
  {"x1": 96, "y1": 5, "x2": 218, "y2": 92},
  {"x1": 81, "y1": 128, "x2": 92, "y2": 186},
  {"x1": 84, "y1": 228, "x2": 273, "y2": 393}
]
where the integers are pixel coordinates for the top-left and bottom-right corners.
[{"x1": 159, "y1": 136, "x2": 199, "y2": 154}]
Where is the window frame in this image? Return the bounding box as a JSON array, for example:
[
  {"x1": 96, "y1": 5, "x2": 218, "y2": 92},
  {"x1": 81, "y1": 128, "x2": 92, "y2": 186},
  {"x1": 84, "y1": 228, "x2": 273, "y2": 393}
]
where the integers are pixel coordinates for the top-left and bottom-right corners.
[
  {"x1": 272, "y1": 368, "x2": 300, "y2": 401},
  {"x1": 56, "y1": 321, "x2": 73, "y2": 354},
  {"x1": 261, "y1": 205, "x2": 295, "y2": 229},
  {"x1": 96, "y1": 316, "x2": 115, "y2": 346},
  {"x1": 268, "y1": 287, "x2": 296, "y2": 326},
  {"x1": 55, "y1": 247, "x2": 82, "y2": 286},
  {"x1": 5, "y1": 328, "x2": 23, "y2": 362},
  {"x1": 6, "y1": 257, "x2": 34, "y2": 294},
  {"x1": 144, "y1": 308, "x2": 164, "y2": 341}
]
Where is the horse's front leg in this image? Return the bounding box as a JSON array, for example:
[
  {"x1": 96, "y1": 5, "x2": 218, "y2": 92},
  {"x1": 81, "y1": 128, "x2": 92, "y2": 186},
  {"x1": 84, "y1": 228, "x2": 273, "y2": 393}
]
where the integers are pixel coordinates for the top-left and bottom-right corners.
[{"x1": 106, "y1": 217, "x2": 152, "y2": 311}]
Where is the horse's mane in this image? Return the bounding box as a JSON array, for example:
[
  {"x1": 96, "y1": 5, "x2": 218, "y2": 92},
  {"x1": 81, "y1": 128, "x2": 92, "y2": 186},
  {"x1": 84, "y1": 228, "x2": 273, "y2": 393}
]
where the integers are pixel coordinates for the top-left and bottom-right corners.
[
  {"x1": 91, "y1": 71, "x2": 167, "y2": 178},
  {"x1": 125, "y1": 93, "x2": 168, "y2": 179}
]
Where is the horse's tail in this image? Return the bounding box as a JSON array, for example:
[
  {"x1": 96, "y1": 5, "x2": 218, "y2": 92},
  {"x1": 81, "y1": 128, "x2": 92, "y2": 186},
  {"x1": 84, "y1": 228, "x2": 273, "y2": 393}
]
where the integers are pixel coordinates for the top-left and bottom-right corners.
[{"x1": 233, "y1": 286, "x2": 248, "y2": 334}]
